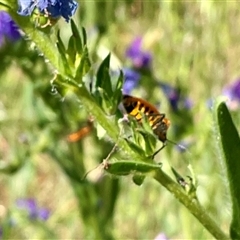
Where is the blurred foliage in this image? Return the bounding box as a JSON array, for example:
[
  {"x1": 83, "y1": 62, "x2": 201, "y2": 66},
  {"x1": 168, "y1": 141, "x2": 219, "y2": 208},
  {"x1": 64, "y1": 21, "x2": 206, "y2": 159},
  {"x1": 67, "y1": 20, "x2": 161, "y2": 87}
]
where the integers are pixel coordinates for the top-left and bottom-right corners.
[{"x1": 0, "y1": 0, "x2": 240, "y2": 239}]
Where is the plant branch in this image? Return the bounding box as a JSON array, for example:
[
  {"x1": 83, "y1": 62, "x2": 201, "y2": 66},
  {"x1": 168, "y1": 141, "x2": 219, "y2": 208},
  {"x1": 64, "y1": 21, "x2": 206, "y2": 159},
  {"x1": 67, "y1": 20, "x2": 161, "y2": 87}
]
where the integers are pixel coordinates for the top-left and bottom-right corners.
[{"x1": 153, "y1": 169, "x2": 229, "y2": 239}]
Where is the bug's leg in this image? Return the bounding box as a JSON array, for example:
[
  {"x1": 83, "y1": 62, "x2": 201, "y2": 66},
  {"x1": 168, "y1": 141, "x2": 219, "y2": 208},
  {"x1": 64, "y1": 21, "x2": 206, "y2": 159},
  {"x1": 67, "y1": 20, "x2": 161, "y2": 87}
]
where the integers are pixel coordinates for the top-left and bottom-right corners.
[{"x1": 151, "y1": 142, "x2": 167, "y2": 159}]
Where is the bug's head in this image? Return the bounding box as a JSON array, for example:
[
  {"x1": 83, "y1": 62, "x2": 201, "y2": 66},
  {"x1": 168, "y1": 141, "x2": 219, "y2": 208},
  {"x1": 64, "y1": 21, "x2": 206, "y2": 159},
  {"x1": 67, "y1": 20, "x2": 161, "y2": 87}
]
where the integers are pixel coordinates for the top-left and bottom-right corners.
[
  {"x1": 152, "y1": 117, "x2": 188, "y2": 158},
  {"x1": 153, "y1": 118, "x2": 171, "y2": 143}
]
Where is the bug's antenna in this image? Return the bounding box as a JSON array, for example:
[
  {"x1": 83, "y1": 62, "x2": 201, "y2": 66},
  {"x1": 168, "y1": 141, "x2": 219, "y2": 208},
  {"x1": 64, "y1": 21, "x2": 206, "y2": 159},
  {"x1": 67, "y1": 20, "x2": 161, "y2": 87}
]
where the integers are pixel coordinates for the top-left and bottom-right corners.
[
  {"x1": 167, "y1": 139, "x2": 187, "y2": 151},
  {"x1": 152, "y1": 139, "x2": 190, "y2": 159},
  {"x1": 167, "y1": 139, "x2": 192, "y2": 155}
]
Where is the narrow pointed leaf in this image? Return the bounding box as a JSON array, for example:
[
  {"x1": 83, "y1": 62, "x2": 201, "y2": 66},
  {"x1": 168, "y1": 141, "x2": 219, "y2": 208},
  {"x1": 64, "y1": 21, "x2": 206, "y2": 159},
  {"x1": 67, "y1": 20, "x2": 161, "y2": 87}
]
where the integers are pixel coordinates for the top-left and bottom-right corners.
[
  {"x1": 96, "y1": 53, "x2": 112, "y2": 96},
  {"x1": 103, "y1": 160, "x2": 162, "y2": 176},
  {"x1": 70, "y1": 20, "x2": 83, "y2": 54},
  {"x1": 111, "y1": 70, "x2": 124, "y2": 113},
  {"x1": 214, "y1": 98, "x2": 240, "y2": 239},
  {"x1": 82, "y1": 27, "x2": 88, "y2": 46},
  {"x1": 56, "y1": 31, "x2": 72, "y2": 76},
  {"x1": 67, "y1": 35, "x2": 76, "y2": 65},
  {"x1": 75, "y1": 46, "x2": 91, "y2": 81}
]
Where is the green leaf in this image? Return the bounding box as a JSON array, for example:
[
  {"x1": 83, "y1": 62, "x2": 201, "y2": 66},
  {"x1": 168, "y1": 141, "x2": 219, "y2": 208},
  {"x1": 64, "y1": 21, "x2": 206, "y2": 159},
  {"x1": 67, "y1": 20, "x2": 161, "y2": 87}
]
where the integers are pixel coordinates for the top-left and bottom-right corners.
[
  {"x1": 67, "y1": 35, "x2": 77, "y2": 65},
  {"x1": 96, "y1": 53, "x2": 112, "y2": 96},
  {"x1": 171, "y1": 167, "x2": 197, "y2": 198},
  {"x1": 94, "y1": 53, "x2": 118, "y2": 114},
  {"x1": 56, "y1": 31, "x2": 72, "y2": 76},
  {"x1": 115, "y1": 70, "x2": 124, "y2": 91},
  {"x1": 81, "y1": 27, "x2": 88, "y2": 46},
  {"x1": 124, "y1": 138, "x2": 148, "y2": 157},
  {"x1": 75, "y1": 46, "x2": 91, "y2": 81},
  {"x1": 0, "y1": 158, "x2": 24, "y2": 174},
  {"x1": 70, "y1": 20, "x2": 83, "y2": 54},
  {"x1": 111, "y1": 70, "x2": 124, "y2": 113},
  {"x1": 132, "y1": 174, "x2": 145, "y2": 186},
  {"x1": 103, "y1": 160, "x2": 162, "y2": 176},
  {"x1": 214, "y1": 98, "x2": 240, "y2": 239}
]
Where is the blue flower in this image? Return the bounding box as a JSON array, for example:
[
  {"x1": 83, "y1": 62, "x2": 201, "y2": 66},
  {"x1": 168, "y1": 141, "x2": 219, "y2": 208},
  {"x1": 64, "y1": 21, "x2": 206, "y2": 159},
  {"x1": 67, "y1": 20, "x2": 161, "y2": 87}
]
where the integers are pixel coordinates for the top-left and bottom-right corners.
[
  {"x1": 17, "y1": 0, "x2": 78, "y2": 22},
  {"x1": 16, "y1": 198, "x2": 50, "y2": 221},
  {"x1": 206, "y1": 98, "x2": 213, "y2": 109},
  {"x1": 0, "y1": 11, "x2": 21, "y2": 47},
  {"x1": 159, "y1": 82, "x2": 192, "y2": 112},
  {"x1": 174, "y1": 139, "x2": 192, "y2": 153},
  {"x1": 183, "y1": 97, "x2": 193, "y2": 109},
  {"x1": 154, "y1": 233, "x2": 168, "y2": 240},
  {"x1": 126, "y1": 37, "x2": 152, "y2": 69},
  {"x1": 222, "y1": 78, "x2": 240, "y2": 110},
  {"x1": 122, "y1": 68, "x2": 141, "y2": 94},
  {"x1": 17, "y1": 0, "x2": 37, "y2": 16},
  {"x1": 158, "y1": 82, "x2": 180, "y2": 111}
]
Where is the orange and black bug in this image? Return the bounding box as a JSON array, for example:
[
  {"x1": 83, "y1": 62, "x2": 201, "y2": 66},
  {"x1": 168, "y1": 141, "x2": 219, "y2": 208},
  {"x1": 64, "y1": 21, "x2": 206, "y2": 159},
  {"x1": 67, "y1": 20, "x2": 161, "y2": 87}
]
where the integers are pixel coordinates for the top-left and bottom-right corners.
[{"x1": 122, "y1": 95, "x2": 171, "y2": 158}]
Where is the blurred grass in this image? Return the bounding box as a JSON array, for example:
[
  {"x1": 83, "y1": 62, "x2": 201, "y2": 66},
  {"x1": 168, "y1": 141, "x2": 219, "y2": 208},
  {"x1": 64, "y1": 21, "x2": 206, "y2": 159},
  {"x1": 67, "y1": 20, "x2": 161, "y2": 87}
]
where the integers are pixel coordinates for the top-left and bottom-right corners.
[{"x1": 1, "y1": 1, "x2": 240, "y2": 239}]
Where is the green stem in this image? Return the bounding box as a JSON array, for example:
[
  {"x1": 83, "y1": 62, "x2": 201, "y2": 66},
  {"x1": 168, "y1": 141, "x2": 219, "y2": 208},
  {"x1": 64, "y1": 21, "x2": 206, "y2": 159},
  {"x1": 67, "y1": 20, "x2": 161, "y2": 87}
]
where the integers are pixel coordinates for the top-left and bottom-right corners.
[
  {"x1": 6, "y1": 11, "x2": 228, "y2": 239},
  {"x1": 153, "y1": 169, "x2": 229, "y2": 239},
  {"x1": 73, "y1": 85, "x2": 147, "y2": 162},
  {"x1": 4, "y1": 8, "x2": 65, "y2": 75},
  {"x1": 66, "y1": 82, "x2": 229, "y2": 240},
  {"x1": 4, "y1": 9, "x2": 144, "y2": 162},
  {"x1": 73, "y1": 182, "x2": 114, "y2": 240}
]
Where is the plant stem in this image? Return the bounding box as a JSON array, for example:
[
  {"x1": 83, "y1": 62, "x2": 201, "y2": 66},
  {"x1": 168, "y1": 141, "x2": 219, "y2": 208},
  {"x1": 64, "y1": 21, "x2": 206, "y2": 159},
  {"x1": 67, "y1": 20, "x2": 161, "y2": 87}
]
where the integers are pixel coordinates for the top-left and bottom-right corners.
[
  {"x1": 73, "y1": 85, "x2": 147, "y2": 162},
  {"x1": 72, "y1": 85, "x2": 229, "y2": 239},
  {"x1": 153, "y1": 169, "x2": 229, "y2": 239}
]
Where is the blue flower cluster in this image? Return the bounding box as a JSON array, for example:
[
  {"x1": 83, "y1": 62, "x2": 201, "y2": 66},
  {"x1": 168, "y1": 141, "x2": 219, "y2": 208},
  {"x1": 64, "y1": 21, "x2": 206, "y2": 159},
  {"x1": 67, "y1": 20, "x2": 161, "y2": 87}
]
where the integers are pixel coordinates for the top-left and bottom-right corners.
[
  {"x1": 158, "y1": 82, "x2": 192, "y2": 112},
  {"x1": 16, "y1": 198, "x2": 50, "y2": 221},
  {"x1": 0, "y1": 1, "x2": 79, "y2": 47},
  {"x1": 0, "y1": 198, "x2": 50, "y2": 238},
  {"x1": 154, "y1": 232, "x2": 168, "y2": 240},
  {"x1": 122, "y1": 68, "x2": 141, "y2": 94},
  {"x1": 123, "y1": 37, "x2": 152, "y2": 94},
  {"x1": 0, "y1": 11, "x2": 21, "y2": 47},
  {"x1": 126, "y1": 37, "x2": 152, "y2": 69},
  {"x1": 17, "y1": 0, "x2": 78, "y2": 22},
  {"x1": 222, "y1": 78, "x2": 240, "y2": 110}
]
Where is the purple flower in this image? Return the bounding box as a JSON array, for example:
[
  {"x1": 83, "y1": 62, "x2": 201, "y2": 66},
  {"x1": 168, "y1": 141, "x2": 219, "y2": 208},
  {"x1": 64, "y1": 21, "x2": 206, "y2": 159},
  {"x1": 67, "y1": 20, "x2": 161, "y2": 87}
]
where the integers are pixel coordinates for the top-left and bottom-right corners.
[
  {"x1": 159, "y1": 82, "x2": 180, "y2": 111},
  {"x1": 122, "y1": 68, "x2": 141, "y2": 94},
  {"x1": 17, "y1": 0, "x2": 37, "y2": 16},
  {"x1": 154, "y1": 233, "x2": 168, "y2": 240},
  {"x1": 183, "y1": 97, "x2": 193, "y2": 109},
  {"x1": 174, "y1": 139, "x2": 192, "y2": 153},
  {"x1": 17, "y1": 0, "x2": 78, "y2": 22},
  {"x1": 222, "y1": 79, "x2": 240, "y2": 110},
  {"x1": 126, "y1": 37, "x2": 152, "y2": 69},
  {"x1": 0, "y1": 11, "x2": 21, "y2": 47},
  {"x1": 159, "y1": 82, "x2": 192, "y2": 111},
  {"x1": 38, "y1": 208, "x2": 50, "y2": 221},
  {"x1": 16, "y1": 198, "x2": 50, "y2": 221},
  {"x1": 206, "y1": 98, "x2": 213, "y2": 109}
]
